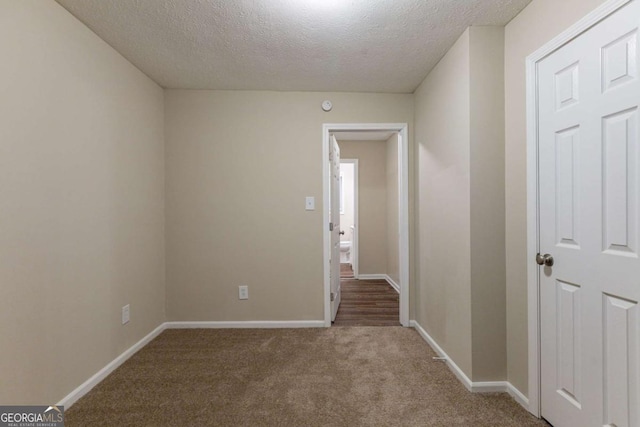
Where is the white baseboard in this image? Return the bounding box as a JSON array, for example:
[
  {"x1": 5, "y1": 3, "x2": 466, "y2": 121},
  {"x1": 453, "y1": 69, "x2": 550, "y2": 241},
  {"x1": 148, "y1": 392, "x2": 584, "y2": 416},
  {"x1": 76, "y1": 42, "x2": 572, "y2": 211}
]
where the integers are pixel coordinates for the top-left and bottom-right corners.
[
  {"x1": 63, "y1": 319, "x2": 525, "y2": 413},
  {"x1": 57, "y1": 323, "x2": 165, "y2": 409},
  {"x1": 357, "y1": 274, "x2": 400, "y2": 294},
  {"x1": 410, "y1": 320, "x2": 529, "y2": 411},
  {"x1": 357, "y1": 274, "x2": 386, "y2": 280},
  {"x1": 507, "y1": 382, "x2": 530, "y2": 410},
  {"x1": 384, "y1": 275, "x2": 400, "y2": 293},
  {"x1": 165, "y1": 320, "x2": 326, "y2": 329}
]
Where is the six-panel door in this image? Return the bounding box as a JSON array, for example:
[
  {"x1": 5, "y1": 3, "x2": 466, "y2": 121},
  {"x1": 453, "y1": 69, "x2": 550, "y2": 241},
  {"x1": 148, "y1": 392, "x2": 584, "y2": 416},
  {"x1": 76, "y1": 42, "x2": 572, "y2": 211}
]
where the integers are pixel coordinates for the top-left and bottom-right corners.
[{"x1": 538, "y1": 2, "x2": 640, "y2": 426}]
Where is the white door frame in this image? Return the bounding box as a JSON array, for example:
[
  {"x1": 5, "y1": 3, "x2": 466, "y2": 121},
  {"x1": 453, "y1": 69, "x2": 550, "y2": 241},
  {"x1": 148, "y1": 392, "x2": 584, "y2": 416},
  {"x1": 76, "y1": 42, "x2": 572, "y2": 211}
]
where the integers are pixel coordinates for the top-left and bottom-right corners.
[
  {"x1": 340, "y1": 158, "x2": 359, "y2": 278},
  {"x1": 323, "y1": 123, "x2": 410, "y2": 327},
  {"x1": 525, "y1": 0, "x2": 632, "y2": 417}
]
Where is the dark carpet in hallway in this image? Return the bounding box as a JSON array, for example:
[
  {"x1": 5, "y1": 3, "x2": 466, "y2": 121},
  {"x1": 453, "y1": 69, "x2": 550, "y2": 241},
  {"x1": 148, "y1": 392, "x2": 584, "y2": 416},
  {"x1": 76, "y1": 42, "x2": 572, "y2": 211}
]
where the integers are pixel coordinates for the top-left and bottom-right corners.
[
  {"x1": 65, "y1": 328, "x2": 547, "y2": 426},
  {"x1": 340, "y1": 263, "x2": 354, "y2": 278},
  {"x1": 334, "y1": 274, "x2": 400, "y2": 326}
]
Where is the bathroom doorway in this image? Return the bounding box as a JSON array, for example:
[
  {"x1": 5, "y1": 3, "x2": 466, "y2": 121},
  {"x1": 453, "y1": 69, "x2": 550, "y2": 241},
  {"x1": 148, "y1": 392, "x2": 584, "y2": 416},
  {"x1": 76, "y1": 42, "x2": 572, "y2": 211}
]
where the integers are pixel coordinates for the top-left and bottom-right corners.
[
  {"x1": 322, "y1": 123, "x2": 409, "y2": 327},
  {"x1": 339, "y1": 159, "x2": 358, "y2": 279}
]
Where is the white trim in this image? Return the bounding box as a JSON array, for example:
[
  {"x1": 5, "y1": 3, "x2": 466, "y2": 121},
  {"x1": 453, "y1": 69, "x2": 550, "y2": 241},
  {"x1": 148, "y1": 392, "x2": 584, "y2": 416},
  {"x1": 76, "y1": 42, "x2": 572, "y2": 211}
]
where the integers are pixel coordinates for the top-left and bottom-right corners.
[
  {"x1": 357, "y1": 274, "x2": 387, "y2": 280},
  {"x1": 385, "y1": 275, "x2": 400, "y2": 294},
  {"x1": 410, "y1": 320, "x2": 474, "y2": 391},
  {"x1": 397, "y1": 129, "x2": 410, "y2": 327},
  {"x1": 410, "y1": 320, "x2": 529, "y2": 411},
  {"x1": 331, "y1": 282, "x2": 341, "y2": 321},
  {"x1": 323, "y1": 123, "x2": 410, "y2": 327},
  {"x1": 323, "y1": 127, "x2": 331, "y2": 327},
  {"x1": 340, "y1": 158, "x2": 359, "y2": 278},
  {"x1": 507, "y1": 383, "x2": 531, "y2": 411},
  {"x1": 524, "y1": 0, "x2": 631, "y2": 418},
  {"x1": 165, "y1": 321, "x2": 326, "y2": 329},
  {"x1": 57, "y1": 323, "x2": 165, "y2": 409}
]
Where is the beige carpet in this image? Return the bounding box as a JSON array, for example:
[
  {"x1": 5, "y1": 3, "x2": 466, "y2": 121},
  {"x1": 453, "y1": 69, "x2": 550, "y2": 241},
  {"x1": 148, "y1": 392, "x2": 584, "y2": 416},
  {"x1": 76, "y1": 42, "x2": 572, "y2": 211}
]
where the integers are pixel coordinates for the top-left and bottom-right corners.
[{"x1": 66, "y1": 327, "x2": 548, "y2": 426}]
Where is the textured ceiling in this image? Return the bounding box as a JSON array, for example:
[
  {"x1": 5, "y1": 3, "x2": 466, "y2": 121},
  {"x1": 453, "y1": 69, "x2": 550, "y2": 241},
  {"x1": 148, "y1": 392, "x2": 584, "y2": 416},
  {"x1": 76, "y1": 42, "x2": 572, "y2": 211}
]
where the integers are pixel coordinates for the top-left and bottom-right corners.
[{"x1": 55, "y1": 0, "x2": 531, "y2": 93}]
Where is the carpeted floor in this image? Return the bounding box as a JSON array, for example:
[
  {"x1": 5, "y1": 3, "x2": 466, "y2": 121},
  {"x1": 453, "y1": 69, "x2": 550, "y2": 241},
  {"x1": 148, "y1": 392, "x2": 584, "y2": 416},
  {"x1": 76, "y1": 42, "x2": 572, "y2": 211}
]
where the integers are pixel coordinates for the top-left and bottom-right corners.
[{"x1": 66, "y1": 327, "x2": 548, "y2": 426}]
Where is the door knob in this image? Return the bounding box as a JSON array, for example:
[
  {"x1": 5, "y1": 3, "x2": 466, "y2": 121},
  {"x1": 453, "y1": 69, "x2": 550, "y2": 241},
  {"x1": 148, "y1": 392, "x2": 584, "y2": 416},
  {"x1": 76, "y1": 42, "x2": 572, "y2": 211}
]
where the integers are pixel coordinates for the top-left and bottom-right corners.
[
  {"x1": 339, "y1": 230, "x2": 345, "y2": 235},
  {"x1": 536, "y1": 253, "x2": 554, "y2": 267}
]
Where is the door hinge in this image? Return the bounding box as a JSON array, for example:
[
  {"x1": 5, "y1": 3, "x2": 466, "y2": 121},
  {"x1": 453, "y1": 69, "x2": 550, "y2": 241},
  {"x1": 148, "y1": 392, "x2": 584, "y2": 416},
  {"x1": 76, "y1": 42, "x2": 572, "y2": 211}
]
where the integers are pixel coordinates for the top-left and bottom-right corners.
[
  {"x1": 329, "y1": 222, "x2": 334, "y2": 231},
  {"x1": 330, "y1": 292, "x2": 336, "y2": 302}
]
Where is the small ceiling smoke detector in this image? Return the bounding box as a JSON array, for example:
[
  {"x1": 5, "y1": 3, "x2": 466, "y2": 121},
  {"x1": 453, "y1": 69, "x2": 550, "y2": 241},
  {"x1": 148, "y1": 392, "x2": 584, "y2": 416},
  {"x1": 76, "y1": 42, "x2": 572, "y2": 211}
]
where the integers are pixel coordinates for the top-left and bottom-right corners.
[{"x1": 322, "y1": 100, "x2": 332, "y2": 112}]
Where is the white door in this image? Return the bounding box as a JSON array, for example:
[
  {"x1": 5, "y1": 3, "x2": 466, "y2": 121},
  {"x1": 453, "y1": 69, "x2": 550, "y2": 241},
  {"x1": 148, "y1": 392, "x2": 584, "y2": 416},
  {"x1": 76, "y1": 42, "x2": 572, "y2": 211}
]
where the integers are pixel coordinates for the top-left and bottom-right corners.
[
  {"x1": 330, "y1": 135, "x2": 341, "y2": 321},
  {"x1": 538, "y1": 2, "x2": 640, "y2": 426}
]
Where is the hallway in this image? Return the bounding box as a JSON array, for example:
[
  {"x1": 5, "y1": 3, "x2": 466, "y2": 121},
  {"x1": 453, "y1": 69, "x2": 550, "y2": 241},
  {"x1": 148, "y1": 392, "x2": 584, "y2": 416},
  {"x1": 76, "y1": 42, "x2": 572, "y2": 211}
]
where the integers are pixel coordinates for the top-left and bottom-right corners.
[{"x1": 334, "y1": 265, "x2": 400, "y2": 327}]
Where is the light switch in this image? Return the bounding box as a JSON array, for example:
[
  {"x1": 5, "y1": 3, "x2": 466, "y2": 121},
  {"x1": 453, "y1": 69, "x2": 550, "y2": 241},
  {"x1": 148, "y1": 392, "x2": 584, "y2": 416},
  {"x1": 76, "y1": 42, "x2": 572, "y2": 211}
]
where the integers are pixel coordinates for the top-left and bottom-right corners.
[{"x1": 305, "y1": 197, "x2": 315, "y2": 211}]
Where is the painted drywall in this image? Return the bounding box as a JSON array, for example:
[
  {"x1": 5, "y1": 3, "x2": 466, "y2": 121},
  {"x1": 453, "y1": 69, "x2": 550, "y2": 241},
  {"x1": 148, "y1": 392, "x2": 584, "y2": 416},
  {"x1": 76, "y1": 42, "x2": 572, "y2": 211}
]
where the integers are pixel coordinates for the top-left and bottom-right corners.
[
  {"x1": 469, "y1": 26, "x2": 506, "y2": 382},
  {"x1": 339, "y1": 141, "x2": 388, "y2": 275},
  {"x1": 0, "y1": 1, "x2": 165, "y2": 405},
  {"x1": 504, "y1": 0, "x2": 607, "y2": 395},
  {"x1": 415, "y1": 29, "x2": 473, "y2": 377},
  {"x1": 339, "y1": 162, "x2": 355, "y2": 244},
  {"x1": 386, "y1": 134, "x2": 400, "y2": 285},
  {"x1": 414, "y1": 26, "x2": 506, "y2": 382},
  {"x1": 165, "y1": 91, "x2": 413, "y2": 321}
]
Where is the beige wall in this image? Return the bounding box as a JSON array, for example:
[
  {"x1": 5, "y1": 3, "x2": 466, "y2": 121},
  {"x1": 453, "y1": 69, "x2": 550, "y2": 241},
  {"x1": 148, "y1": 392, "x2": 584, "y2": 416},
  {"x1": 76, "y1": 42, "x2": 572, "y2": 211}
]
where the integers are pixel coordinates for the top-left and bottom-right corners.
[
  {"x1": 1, "y1": 0, "x2": 602, "y2": 404},
  {"x1": 414, "y1": 27, "x2": 506, "y2": 382},
  {"x1": 469, "y1": 26, "x2": 506, "y2": 381},
  {"x1": 386, "y1": 134, "x2": 400, "y2": 284},
  {"x1": 0, "y1": 1, "x2": 165, "y2": 405},
  {"x1": 504, "y1": 0, "x2": 608, "y2": 395},
  {"x1": 415, "y1": 29, "x2": 473, "y2": 377},
  {"x1": 165, "y1": 91, "x2": 413, "y2": 321},
  {"x1": 339, "y1": 140, "x2": 389, "y2": 275}
]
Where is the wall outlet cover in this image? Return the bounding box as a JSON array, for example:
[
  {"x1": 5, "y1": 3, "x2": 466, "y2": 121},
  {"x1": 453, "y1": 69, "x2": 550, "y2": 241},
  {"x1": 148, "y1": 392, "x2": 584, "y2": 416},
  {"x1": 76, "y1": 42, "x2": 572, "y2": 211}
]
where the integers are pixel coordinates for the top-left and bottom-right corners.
[{"x1": 305, "y1": 196, "x2": 315, "y2": 211}]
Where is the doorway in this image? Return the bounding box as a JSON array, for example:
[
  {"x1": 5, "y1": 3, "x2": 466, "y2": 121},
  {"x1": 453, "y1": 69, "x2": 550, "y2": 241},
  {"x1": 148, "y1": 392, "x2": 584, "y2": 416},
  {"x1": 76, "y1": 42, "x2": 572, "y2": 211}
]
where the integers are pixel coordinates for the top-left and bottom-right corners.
[
  {"x1": 322, "y1": 123, "x2": 409, "y2": 327},
  {"x1": 339, "y1": 159, "x2": 358, "y2": 279},
  {"x1": 526, "y1": 0, "x2": 639, "y2": 424}
]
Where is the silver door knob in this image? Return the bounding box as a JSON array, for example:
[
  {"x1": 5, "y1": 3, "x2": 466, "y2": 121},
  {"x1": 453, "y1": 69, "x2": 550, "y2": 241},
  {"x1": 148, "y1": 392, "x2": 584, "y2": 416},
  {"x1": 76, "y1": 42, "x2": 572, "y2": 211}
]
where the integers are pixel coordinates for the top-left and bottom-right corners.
[{"x1": 536, "y1": 253, "x2": 554, "y2": 267}]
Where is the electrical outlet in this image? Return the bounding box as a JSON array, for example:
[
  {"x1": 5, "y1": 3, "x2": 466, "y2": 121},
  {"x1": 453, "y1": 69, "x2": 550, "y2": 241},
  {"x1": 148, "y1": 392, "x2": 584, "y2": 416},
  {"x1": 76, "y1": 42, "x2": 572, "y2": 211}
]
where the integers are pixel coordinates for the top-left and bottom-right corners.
[
  {"x1": 305, "y1": 196, "x2": 315, "y2": 211},
  {"x1": 238, "y1": 286, "x2": 249, "y2": 300},
  {"x1": 122, "y1": 304, "x2": 130, "y2": 325}
]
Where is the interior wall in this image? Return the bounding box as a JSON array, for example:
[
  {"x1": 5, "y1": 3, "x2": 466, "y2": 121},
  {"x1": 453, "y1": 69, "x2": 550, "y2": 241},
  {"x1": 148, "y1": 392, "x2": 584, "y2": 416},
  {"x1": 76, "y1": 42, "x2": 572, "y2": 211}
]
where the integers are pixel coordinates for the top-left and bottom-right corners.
[
  {"x1": 165, "y1": 92, "x2": 413, "y2": 321},
  {"x1": 414, "y1": 29, "x2": 473, "y2": 377},
  {"x1": 504, "y1": 0, "x2": 608, "y2": 394},
  {"x1": 339, "y1": 140, "x2": 389, "y2": 276},
  {"x1": 469, "y1": 26, "x2": 506, "y2": 382},
  {"x1": 386, "y1": 134, "x2": 400, "y2": 285},
  {"x1": 339, "y1": 163, "x2": 355, "y2": 244},
  {"x1": 414, "y1": 26, "x2": 506, "y2": 382},
  {"x1": 0, "y1": 1, "x2": 165, "y2": 405}
]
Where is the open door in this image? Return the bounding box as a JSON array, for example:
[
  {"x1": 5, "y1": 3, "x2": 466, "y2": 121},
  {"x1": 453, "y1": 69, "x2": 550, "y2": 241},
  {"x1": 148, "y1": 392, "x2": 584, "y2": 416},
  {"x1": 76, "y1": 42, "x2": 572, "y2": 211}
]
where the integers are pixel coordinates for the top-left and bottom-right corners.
[{"x1": 330, "y1": 134, "x2": 341, "y2": 321}]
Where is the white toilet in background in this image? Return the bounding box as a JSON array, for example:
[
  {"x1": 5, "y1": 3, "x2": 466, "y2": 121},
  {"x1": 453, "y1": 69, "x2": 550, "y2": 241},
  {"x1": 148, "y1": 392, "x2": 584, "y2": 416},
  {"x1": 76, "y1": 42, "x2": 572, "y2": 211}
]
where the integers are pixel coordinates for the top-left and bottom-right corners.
[{"x1": 340, "y1": 241, "x2": 351, "y2": 263}]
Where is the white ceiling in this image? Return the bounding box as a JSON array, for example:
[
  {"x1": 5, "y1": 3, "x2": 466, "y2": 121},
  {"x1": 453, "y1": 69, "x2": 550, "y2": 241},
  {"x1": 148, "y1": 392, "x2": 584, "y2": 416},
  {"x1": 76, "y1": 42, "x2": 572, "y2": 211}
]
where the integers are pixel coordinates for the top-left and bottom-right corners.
[{"x1": 55, "y1": 0, "x2": 531, "y2": 93}]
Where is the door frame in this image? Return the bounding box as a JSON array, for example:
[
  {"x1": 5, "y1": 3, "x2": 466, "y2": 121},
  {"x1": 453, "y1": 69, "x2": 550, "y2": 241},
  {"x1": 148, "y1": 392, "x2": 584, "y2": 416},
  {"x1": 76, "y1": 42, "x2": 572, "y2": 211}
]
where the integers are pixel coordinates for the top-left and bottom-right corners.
[
  {"x1": 525, "y1": 0, "x2": 632, "y2": 417},
  {"x1": 340, "y1": 158, "x2": 359, "y2": 278},
  {"x1": 322, "y1": 123, "x2": 410, "y2": 327}
]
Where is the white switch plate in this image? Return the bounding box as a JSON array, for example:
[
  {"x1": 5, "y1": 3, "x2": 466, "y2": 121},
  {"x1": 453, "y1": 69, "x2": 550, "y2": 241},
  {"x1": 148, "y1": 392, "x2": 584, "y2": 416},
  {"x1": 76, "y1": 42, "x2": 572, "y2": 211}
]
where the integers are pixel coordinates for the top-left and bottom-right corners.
[
  {"x1": 122, "y1": 304, "x2": 130, "y2": 324},
  {"x1": 305, "y1": 196, "x2": 315, "y2": 211},
  {"x1": 238, "y1": 285, "x2": 249, "y2": 300}
]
